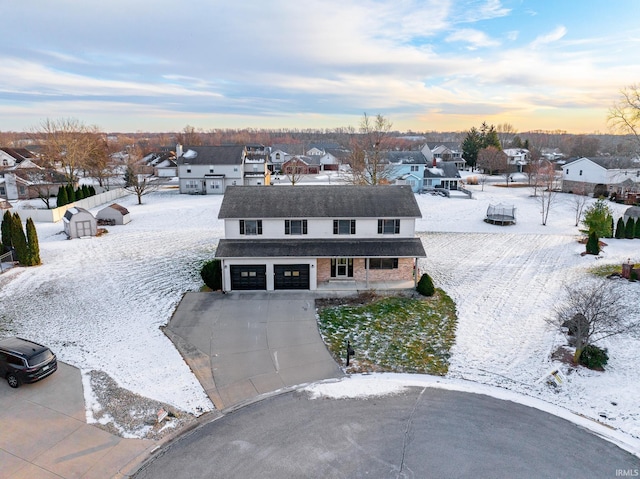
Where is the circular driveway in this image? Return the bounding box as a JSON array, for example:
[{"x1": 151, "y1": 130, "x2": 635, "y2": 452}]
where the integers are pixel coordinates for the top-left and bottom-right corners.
[{"x1": 134, "y1": 386, "x2": 639, "y2": 478}]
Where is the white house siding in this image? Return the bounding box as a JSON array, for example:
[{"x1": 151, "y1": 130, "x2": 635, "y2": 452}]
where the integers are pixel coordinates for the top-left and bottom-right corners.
[
  {"x1": 223, "y1": 218, "x2": 416, "y2": 240},
  {"x1": 178, "y1": 164, "x2": 241, "y2": 194}
]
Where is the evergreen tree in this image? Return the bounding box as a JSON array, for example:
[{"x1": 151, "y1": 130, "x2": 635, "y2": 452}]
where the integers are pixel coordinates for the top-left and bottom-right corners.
[
  {"x1": 57, "y1": 186, "x2": 68, "y2": 208},
  {"x1": 606, "y1": 215, "x2": 614, "y2": 238},
  {"x1": 581, "y1": 198, "x2": 613, "y2": 238},
  {"x1": 1, "y1": 210, "x2": 12, "y2": 252},
  {"x1": 89, "y1": 185, "x2": 96, "y2": 196},
  {"x1": 481, "y1": 122, "x2": 502, "y2": 149},
  {"x1": 462, "y1": 127, "x2": 482, "y2": 170},
  {"x1": 66, "y1": 184, "x2": 76, "y2": 202},
  {"x1": 586, "y1": 231, "x2": 600, "y2": 255},
  {"x1": 625, "y1": 217, "x2": 636, "y2": 239},
  {"x1": 615, "y1": 217, "x2": 625, "y2": 239},
  {"x1": 25, "y1": 218, "x2": 41, "y2": 266},
  {"x1": 82, "y1": 184, "x2": 90, "y2": 197},
  {"x1": 11, "y1": 213, "x2": 28, "y2": 265},
  {"x1": 635, "y1": 217, "x2": 640, "y2": 239},
  {"x1": 75, "y1": 187, "x2": 84, "y2": 200}
]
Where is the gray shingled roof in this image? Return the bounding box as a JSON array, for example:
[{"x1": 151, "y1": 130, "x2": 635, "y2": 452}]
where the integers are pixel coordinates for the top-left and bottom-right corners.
[
  {"x1": 215, "y1": 238, "x2": 426, "y2": 258},
  {"x1": 423, "y1": 162, "x2": 461, "y2": 179},
  {"x1": 218, "y1": 185, "x2": 422, "y2": 219},
  {"x1": 386, "y1": 151, "x2": 428, "y2": 164},
  {"x1": 177, "y1": 145, "x2": 245, "y2": 166}
]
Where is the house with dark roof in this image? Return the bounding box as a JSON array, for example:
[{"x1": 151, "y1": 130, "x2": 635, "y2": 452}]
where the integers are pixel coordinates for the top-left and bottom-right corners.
[
  {"x1": 0, "y1": 148, "x2": 38, "y2": 168},
  {"x1": 386, "y1": 151, "x2": 429, "y2": 192},
  {"x1": 176, "y1": 145, "x2": 270, "y2": 194},
  {"x1": 562, "y1": 157, "x2": 640, "y2": 197},
  {"x1": 423, "y1": 162, "x2": 463, "y2": 191},
  {"x1": 216, "y1": 185, "x2": 426, "y2": 291}
]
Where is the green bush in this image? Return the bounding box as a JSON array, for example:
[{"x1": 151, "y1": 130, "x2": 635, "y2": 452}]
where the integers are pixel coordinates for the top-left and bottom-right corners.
[
  {"x1": 581, "y1": 198, "x2": 613, "y2": 238},
  {"x1": 635, "y1": 218, "x2": 640, "y2": 239},
  {"x1": 579, "y1": 344, "x2": 608, "y2": 369},
  {"x1": 57, "y1": 186, "x2": 68, "y2": 208},
  {"x1": 200, "y1": 259, "x2": 222, "y2": 290},
  {"x1": 416, "y1": 273, "x2": 435, "y2": 297},
  {"x1": 25, "y1": 218, "x2": 41, "y2": 266},
  {"x1": 585, "y1": 231, "x2": 600, "y2": 255}
]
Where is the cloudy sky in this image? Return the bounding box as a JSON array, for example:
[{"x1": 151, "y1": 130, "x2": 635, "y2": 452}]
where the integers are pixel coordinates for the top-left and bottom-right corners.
[{"x1": 2, "y1": 0, "x2": 639, "y2": 134}]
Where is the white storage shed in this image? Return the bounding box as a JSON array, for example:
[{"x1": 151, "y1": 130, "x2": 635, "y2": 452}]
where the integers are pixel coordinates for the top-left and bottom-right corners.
[{"x1": 63, "y1": 207, "x2": 97, "y2": 239}]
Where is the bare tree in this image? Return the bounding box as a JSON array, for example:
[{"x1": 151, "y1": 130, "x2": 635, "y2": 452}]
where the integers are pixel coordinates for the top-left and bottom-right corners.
[
  {"x1": 477, "y1": 146, "x2": 509, "y2": 181},
  {"x1": 536, "y1": 160, "x2": 558, "y2": 226},
  {"x1": 570, "y1": 183, "x2": 589, "y2": 227},
  {"x1": 346, "y1": 113, "x2": 394, "y2": 185},
  {"x1": 176, "y1": 125, "x2": 203, "y2": 147},
  {"x1": 496, "y1": 123, "x2": 518, "y2": 148},
  {"x1": 608, "y1": 84, "x2": 640, "y2": 153},
  {"x1": 123, "y1": 147, "x2": 160, "y2": 204},
  {"x1": 551, "y1": 278, "x2": 637, "y2": 364},
  {"x1": 84, "y1": 137, "x2": 116, "y2": 187},
  {"x1": 284, "y1": 157, "x2": 305, "y2": 185},
  {"x1": 33, "y1": 118, "x2": 104, "y2": 184}
]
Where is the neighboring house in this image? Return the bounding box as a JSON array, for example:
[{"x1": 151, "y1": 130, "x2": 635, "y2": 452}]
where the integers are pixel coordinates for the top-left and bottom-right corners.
[
  {"x1": 244, "y1": 144, "x2": 271, "y2": 186},
  {"x1": 0, "y1": 148, "x2": 38, "y2": 168},
  {"x1": 143, "y1": 149, "x2": 177, "y2": 177},
  {"x1": 423, "y1": 162, "x2": 462, "y2": 191},
  {"x1": 386, "y1": 151, "x2": 428, "y2": 192},
  {"x1": 215, "y1": 185, "x2": 426, "y2": 292},
  {"x1": 96, "y1": 203, "x2": 131, "y2": 225},
  {"x1": 562, "y1": 157, "x2": 640, "y2": 197},
  {"x1": 503, "y1": 148, "x2": 530, "y2": 172},
  {"x1": 281, "y1": 156, "x2": 320, "y2": 175},
  {"x1": 427, "y1": 143, "x2": 466, "y2": 170},
  {"x1": 176, "y1": 145, "x2": 270, "y2": 194}
]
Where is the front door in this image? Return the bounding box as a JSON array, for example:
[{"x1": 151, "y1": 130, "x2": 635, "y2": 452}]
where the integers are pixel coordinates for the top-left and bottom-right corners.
[{"x1": 332, "y1": 258, "x2": 353, "y2": 278}]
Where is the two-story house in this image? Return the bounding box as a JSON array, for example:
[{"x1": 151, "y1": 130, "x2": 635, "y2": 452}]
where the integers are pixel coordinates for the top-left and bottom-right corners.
[
  {"x1": 215, "y1": 185, "x2": 426, "y2": 291},
  {"x1": 177, "y1": 145, "x2": 270, "y2": 194},
  {"x1": 503, "y1": 148, "x2": 530, "y2": 172},
  {"x1": 386, "y1": 151, "x2": 428, "y2": 192},
  {"x1": 562, "y1": 157, "x2": 640, "y2": 197}
]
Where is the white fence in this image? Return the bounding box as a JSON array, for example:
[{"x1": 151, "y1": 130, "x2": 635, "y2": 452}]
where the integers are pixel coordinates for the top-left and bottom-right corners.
[{"x1": 9, "y1": 188, "x2": 130, "y2": 223}]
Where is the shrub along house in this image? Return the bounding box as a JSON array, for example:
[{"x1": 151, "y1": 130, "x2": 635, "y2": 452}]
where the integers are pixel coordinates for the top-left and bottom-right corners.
[{"x1": 215, "y1": 185, "x2": 426, "y2": 291}]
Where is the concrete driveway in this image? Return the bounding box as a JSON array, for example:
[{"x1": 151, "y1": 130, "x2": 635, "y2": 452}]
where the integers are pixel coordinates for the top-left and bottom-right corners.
[
  {"x1": 165, "y1": 291, "x2": 344, "y2": 410},
  {"x1": 0, "y1": 362, "x2": 154, "y2": 479}
]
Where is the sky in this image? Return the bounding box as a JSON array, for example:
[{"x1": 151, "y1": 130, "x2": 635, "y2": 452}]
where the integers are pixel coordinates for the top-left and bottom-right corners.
[{"x1": 2, "y1": 0, "x2": 640, "y2": 134}]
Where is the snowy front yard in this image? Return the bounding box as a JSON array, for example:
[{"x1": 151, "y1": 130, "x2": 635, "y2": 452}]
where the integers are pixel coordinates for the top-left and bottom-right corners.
[{"x1": 1, "y1": 181, "x2": 639, "y2": 440}]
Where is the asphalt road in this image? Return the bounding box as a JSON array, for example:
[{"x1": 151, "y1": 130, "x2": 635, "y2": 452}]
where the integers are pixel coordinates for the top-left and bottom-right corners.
[{"x1": 134, "y1": 387, "x2": 640, "y2": 479}]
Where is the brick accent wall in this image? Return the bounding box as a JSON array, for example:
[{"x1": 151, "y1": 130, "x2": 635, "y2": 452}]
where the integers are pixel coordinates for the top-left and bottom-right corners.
[{"x1": 316, "y1": 257, "x2": 415, "y2": 284}]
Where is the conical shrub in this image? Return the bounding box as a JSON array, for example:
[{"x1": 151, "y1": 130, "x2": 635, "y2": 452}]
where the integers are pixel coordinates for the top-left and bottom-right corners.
[
  {"x1": 625, "y1": 217, "x2": 635, "y2": 239},
  {"x1": 586, "y1": 231, "x2": 600, "y2": 255},
  {"x1": 615, "y1": 217, "x2": 625, "y2": 239},
  {"x1": 11, "y1": 213, "x2": 28, "y2": 265},
  {"x1": 26, "y1": 218, "x2": 41, "y2": 266}
]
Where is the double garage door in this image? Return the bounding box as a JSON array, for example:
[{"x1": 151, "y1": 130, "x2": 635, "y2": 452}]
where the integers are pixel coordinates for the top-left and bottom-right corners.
[{"x1": 229, "y1": 264, "x2": 310, "y2": 290}]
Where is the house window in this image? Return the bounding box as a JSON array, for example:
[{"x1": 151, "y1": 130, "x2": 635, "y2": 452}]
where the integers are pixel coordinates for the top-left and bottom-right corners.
[
  {"x1": 209, "y1": 167, "x2": 214, "y2": 173},
  {"x1": 185, "y1": 180, "x2": 198, "y2": 189},
  {"x1": 378, "y1": 219, "x2": 400, "y2": 234},
  {"x1": 566, "y1": 169, "x2": 569, "y2": 175},
  {"x1": 579, "y1": 170, "x2": 582, "y2": 176},
  {"x1": 234, "y1": 167, "x2": 238, "y2": 172},
  {"x1": 333, "y1": 219, "x2": 356, "y2": 235},
  {"x1": 186, "y1": 168, "x2": 191, "y2": 173},
  {"x1": 410, "y1": 165, "x2": 419, "y2": 172},
  {"x1": 285, "y1": 219, "x2": 307, "y2": 235},
  {"x1": 240, "y1": 220, "x2": 262, "y2": 235},
  {"x1": 368, "y1": 258, "x2": 399, "y2": 269}
]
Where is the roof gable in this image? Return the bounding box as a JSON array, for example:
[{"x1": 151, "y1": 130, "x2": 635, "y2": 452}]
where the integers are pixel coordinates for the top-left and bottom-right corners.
[{"x1": 218, "y1": 185, "x2": 422, "y2": 219}]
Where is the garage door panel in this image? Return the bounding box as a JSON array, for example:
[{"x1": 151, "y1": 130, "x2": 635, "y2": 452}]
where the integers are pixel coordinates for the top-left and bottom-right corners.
[
  {"x1": 274, "y1": 264, "x2": 310, "y2": 290},
  {"x1": 230, "y1": 265, "x2": 267, "y2": 290}
]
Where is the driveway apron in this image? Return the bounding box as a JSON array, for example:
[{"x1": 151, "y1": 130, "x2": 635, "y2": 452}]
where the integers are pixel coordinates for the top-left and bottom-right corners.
[{"x1": 166, "y1": 292, "x2": 344, "y2": 410}]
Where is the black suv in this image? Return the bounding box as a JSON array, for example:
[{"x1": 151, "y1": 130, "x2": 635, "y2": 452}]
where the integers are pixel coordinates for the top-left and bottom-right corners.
[{"x1": 0, "y1": 337, "x2": 57, "y2": 388}]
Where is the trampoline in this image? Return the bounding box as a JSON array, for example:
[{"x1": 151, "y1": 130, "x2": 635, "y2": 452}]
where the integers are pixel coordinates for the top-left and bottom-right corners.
[{"x1": 485, "y1": 203, "x2": 516, "y2": 225}]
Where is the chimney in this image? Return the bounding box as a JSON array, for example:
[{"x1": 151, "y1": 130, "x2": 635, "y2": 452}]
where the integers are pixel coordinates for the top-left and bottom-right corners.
[
  {"x1": 433, "y1": 157, "x2": 437, "y2": 167},
  {"x1": 176, "y1": 144, "x2": 183, "y2": 159}
]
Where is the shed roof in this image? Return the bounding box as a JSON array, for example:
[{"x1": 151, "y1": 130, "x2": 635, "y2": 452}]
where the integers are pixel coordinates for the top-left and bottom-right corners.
[
  {"x1": 624, "y1": 206, "x2": 640, "y2": 218},
  {"x1": 106, "y1": 203, "x2": 130, "y2": 215},
  {"x1": 218, "y1": 185, "x2": 422, "y2": 219}
]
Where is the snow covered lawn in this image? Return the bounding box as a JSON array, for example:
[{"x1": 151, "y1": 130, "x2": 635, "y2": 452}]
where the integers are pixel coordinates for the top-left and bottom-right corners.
[{"x1": 1, "y1": 179, "x2": 639, "y2": 441}]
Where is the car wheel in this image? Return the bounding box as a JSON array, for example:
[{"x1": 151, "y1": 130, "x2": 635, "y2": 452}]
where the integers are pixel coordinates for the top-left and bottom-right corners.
[{"x1": 7, "y1": 373, "x2": 19, "y2": 388}]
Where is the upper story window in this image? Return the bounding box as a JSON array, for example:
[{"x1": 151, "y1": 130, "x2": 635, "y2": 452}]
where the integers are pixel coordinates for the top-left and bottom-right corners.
[
  {"x1": 333, "y1": 219, "x2": 356, "y2": 235},
  {"x1": 410, "y1": 165, "x2": 419, "y2": 172},
  {"x1": 240, "y1": 220, "x2": 262, "y2": 235},
  {"x1": 186, "y1": 168, "x2": 191, "y2": 173},
  {"x1": 566, "y1": 169, "x2": 569, "y2": 175},
  {"x1": 285, "y1": 219, "x2": 307, "y2": 235},
  {"x1": 579, "y1": 170, "x2": 583, "y2": 176},
  {"x1": 378, "y1": 219, "x2": 400, "y2": 234}
]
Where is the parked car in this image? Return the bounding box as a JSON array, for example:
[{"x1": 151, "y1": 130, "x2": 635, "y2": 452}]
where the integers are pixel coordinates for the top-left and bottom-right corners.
[{"x1": 0, "y1": 337, "x2": 57, "y2": 388}]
